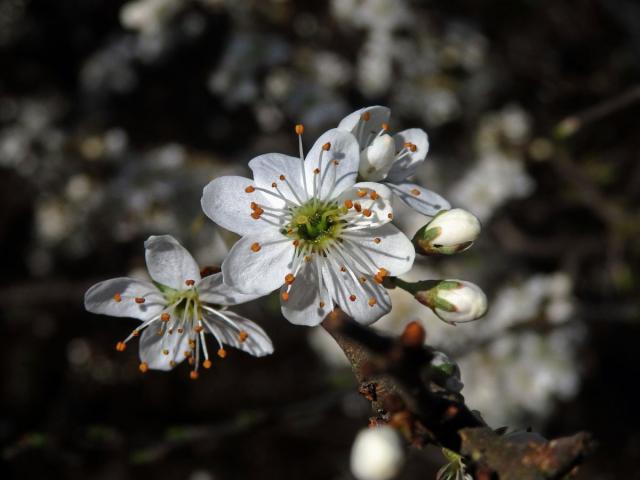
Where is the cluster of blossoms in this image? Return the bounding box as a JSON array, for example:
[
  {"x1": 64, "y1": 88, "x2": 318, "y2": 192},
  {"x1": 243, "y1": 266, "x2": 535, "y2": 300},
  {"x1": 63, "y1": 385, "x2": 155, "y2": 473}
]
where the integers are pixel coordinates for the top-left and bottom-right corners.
[{"x1": 85, "y1": 106, "x2": 488, "y2": 378}]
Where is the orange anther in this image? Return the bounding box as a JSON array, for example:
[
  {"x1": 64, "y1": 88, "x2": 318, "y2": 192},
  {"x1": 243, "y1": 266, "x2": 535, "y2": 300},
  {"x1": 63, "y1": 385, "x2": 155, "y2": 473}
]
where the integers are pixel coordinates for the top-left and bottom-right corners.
[
  {"x1": 132, "y1": 329, "x2": 140, "y2": 337},
  {"x1": 387, "y1": 213, "x2": 393, "y2": 219},
  {"x1": 381, "y1": 122, "x2": 390, "y2": 131},
  {"x1": 113, "y1": 293, "x2": 122, "y2": 302},
  {"x1": 281, "y1": 291, "x2": 290, "y2": 301},
  {"x1": 203, "y1": 359, "x2": 212, "y2": 369},
  {"x1": 313, "y1": 168, "x2": 320, "y2": 174},
  {"x1": 374, "y1": 238, "x2": 381, "y2": 244},
  {"x1": 115, "y1": 341, "x2": 126, "y2": 352},
  {"x1": 279, "y1": 174, "x2": 286, "y2": 180},
  {"x1": 185, "y1": 279, "x2": 195, "y2": 286},
  {"x1": 250, "y1": 201, "x2": 258, "y2": 210},
  {"x1": 357, "y1": 189, "x2": 367, "y2": 197},
  {"x1": 134, "y1": 297, "x2": 145, "y2": 304},
  {"x1": 217, "y1": 348, "x2": 227, "y2": 358},
  {"x1": 410, "y1": 188, "x2": 421, "y2": 196},
  {"x1": 361, "y1": 112, "x2": 371, "y2": 121},
  {"x1": 161, "y1": 313, "x2": 170, "y2": 322},
  {"x1": 322, "y1": 142, "x2": 331, "y2": 151},
  {"x1": 285, "y1": 274, "x2": 295, "y2": 284},
  {"x1": 293, "y1": 239, "x2": 300, "y2": 247},
  {"x1": 409, "y1": 143, "x2": 417, "y2": 152},
  {"x1": 359, "y1": 276, "x2": 367, "y2": 283},
  {"x1": 295, "y1": 124, "x2": 304, "y2": 135},
  {"x1": 349, "y1": 294, "x2": 357, "y2": 302},
  {"x1": 190, "y1": 370, "x2": 199, "y2": 380},
  {"x1": 363, "y1": 209, "x2": 372, "y2": 217},
  {"x1": 319, "y1": 301, "x2": 325, "y2": 308},
  {"x1": 251, "y1": 242, "x2": 261, "y2": 252},
  {"x1": 344, "y1": 199, "x2": 353, "y2": 209},
  {"x1": 239, "y1": 330, "x2": 249, "y2": 342},
  {"x1": 189, "y1": 340, "x2": 196, "y2": 348},
  {"x1": 194, "y1": 325, "x2": 204, "y2": 333},
  {"x1": 139, "y1": 362, "x2": 149, "y2": 373},
  {"x1": 245, "y1": 185, "x2": 255, "y2": 193},
  {"x1": 370, "y1": 190, "x2": 379, "y2": 200},
  {"x1": 354, "y1": 202, "x2": 362, "y2": 212},
  {"x1": 368, "y1": 297, "x2": 377, "y2": 307}
]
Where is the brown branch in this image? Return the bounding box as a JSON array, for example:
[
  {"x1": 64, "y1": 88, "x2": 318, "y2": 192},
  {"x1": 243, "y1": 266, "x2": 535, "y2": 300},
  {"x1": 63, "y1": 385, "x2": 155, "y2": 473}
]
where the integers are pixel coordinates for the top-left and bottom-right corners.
[{"x1": 322, "y1": 310, "x2": 595, "y2": 479}]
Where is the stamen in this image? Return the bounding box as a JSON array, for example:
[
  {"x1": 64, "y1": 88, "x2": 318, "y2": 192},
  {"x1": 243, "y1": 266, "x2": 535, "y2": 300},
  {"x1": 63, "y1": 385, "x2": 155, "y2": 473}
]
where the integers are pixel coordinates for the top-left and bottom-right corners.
[
  {"x1": 190, "y1": 370, "x2": 199, "y2": 380},
  {"x1": 368, "y1": 297, "x2": 377, "y2": 306},
  {"x1": 203, "y1": 359, "x2": 212, "y2": 369},
  {"x1": 279, "y1": 174, "x2": 286, "y2": 180},
  {"x1": 185, "y1": 279, "x2": 195, "y2": 286},
  {"x1": 361, "y1": 112, "x2": 371, "y2": 121},
  {"x1": 357, "y1": 189, "x2": 367, "y2": 198},
  {"x1": 374, "y1": 238, "x2": 381, "y2": 244},
  {"x1": 374, "y1": 268, "x2": 389, "y2": 284},
  {"x1": 354, "y1": 202, "x2": 362, "y2": 213},
  {"x1": 162, "y1": 349, "x2": 169, "y2": 355},
  {"x1": 251, "y1": 242, "x2": 261, "y2": 252},
  {"x1": 293, "y1": 239, "x2": 300, "y2": 247},
  {"x1": 239, "y1": 330, "x2": 249, "y2": 342},
  {"x1": 313, "y1": 168, "x2": 320, "y2": 174},
  {"x1": 281, "y1": 291, "x2": 290, "y2": 301},
  {"x1": 349, "y1": 294, "x2": 357, "y2": 302},
  {"x1": 113, "y1": 293, "x2": 122, "y2": 302},
  {"x1": 319, "y1": 301, "x2": 325, "y2": 308},
  {"x1": 387, "y1": 213, "x2": 393, "y2": 219},
  {"x1": 115, "y1": 341, "x2": 126, "y2": 352},
  {"x1": 139, "y1": 362, "x2": 149, "y2": 373},
  {"x1": 285, "y1": 274, "x2": 295, "y2": 284},
  {"x1": 134, "y1": 297, "x2": 145, "y2": 304},
  {"x1": 381, "y1": 122, "x2": 390, "y2": 132},
  {"x1": 410, "y1": 189, "x2": 421, "y2": 196},
  {"x1": 132, "y1": 329, "x2": 140, "y2": 337},
  {"x1": 217, "y1": 348, "x2": 227, "y2": 358},
  {"x1": 245, "y1": 185, "x2": 255, "y2": 193},
  {"x1": 295, "y1": 124, "x2": 304, "y2": 135},
  {"x1": 344, "y1": 199, "x2": 353, "y2": 209}
]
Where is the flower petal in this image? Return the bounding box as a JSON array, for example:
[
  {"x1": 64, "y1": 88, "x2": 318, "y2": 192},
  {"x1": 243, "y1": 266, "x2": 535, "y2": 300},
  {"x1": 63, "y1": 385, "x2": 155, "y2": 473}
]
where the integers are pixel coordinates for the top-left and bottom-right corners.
[
  {"x1": 84, "y1": 277, "x2": 164, "y2": 321},
  {"x1": 205, "y1": 310, "x2": 274, "y2": 357},
  {"x1": 322, "y1": 259, "x2": 391, "y2": 325},
  {"x1": 248, "y1": 152, "x2": 306, "y2": 207},
  {"x1": 304, "y1": 128, "x2": 359, "y2": 201},
  {"x1": 221, "y1": 229, "x2": 294, "y2": 295},
  {"x1": 138, "y1": 326, "x2": 190, "y2": 371},
  {"x1": 337, "y1": 106, "x2": 391, "y2": 147},
  {"x1": 281, "y1": 263, "x2": 333, "y2": 326},
  {"x1": 342, "y1": 223, "x2": 415, "y2": 277},
  {"x1": 386, "y1": 128, "x2": 430, "y2": 182},
  {"x1": 144, "y1": 235, "x2": 201, "y2": 290},
  {"x1": 336, "y1": 181, "x2": 394, "y2": 230},
  {"x1": 201, "y1": 175, "x2": 274, "y2": 236},
  {"x1": 386, "y1": 182, "x2": 450, "y2": 217},
  {"x1": 198, "y1": 272, "x2": 263, "y2": 306}
]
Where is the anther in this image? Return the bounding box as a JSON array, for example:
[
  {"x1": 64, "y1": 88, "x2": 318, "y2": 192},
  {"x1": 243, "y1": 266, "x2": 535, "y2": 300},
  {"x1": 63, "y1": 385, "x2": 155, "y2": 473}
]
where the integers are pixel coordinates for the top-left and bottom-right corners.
[
  {"x1": 271, "y1": 182, "x2": 277, "y2": 188},
  {"x1": 188, "y1": 357, "x2": 195, "y2": 365},
  {"x1": 410, "y1": 188, "x2": 421, "y2": 196},
  {"x1": 281, "y1": 291, "x2": 290, "y2": 301},
  {"x1": 161, "y1": 313, "x2": 170, "y2": 322},
  {"x1": 359, "y1": 276, "x2": 367, "y2": 283},
  {"x1": 313, "y1": 168, "x2": 320, "y2": 174},
  {"x1": 295, "y1": 124, "x2": 304, "y2": 135},
  {"x1": 381, "y1": 122, "x2": 390, "y2": 131},
  {"x1": 162, "y1": 349, "x2": 169, "y2": 355},
  {"x1": 293, "y1": 239, "x2": 300, "y2": 247},
  {"x1": 374, "y1": 268, "x2": 389, "y2": 284},
  {"x1": 285, "y1": 274, "x2": 295, "y2": 284},
  {"x1": 134, "y1": 297, "x2": 145, "y2": 304},
  {"x1": 189, "y1": 340, "x2": 196, "y2": 348},
  {"x1": 304, "y1": 256, "x2": 312, "y2": 262},
  {"x1": 340, "y1": 265, "x2": 347, "y2": 272},
  {"x1": 349, "y1": 294, "x2": 357, "y2": 302},
  {"x1": 363, "y1": 209, "x2": 372, "y2": 217},
  {"x1": 217, "y1": 348, "x2": 227, "y2": 358},
  {"x1": 322, "y1": 142, "x2": 331, "y2": 151},
  {"x1": 177, "y1": 328, "x2": 184, "y2": 334},
  {"x1": 190, "y1": 370, "x2": 199, "y2": 380},
  {"x1": 361, "y1": 112, "x2": 371, "y2": 121},
  {"x1": 250, "y1": 201, "x2": 258, "y2": 209},
  {"x1": 139, "y1": 362, "x2": 149, "y2": 373},
  {"x1": 245, "y1": 185, "x2": 255, "y2": 193},
  {"x1": 357, "y1": 189, "x2": 367, "y2": 197},
  {"x1": 185, "y1": 279, "x2": 195, "y2": 286},
  {"x1": 203, "y1": 359, "x2": 212, "y2": 369},
  {"x1": 113, "y1": 293, "x2": 122, "y2": 302},
  {"x1": 374, "y1": 238, "x2": 381, "y2": 244},
  {"x1": 368, "y1": 297, "x2": 377, "y2": 306},
  {"x1": 354, "y1": 202, "x2": 362, "y2": 212},
  {"x1": 279, "y1": 174, "x2": 286, "y2": 180},
  {"x1": 132, "y1": 329, "x2": 140, "y2": 337},
  {"x1": 370, "y1": 191, "x2": 379, "y2": 200},
  {"x1": 333, "y1": 160, "x2": 340, "y2": 166},
  {"x1": 194, "y1": 325, "x2": 204, "y2": 333},
  {"x1": 239, "y1": 330, "x2": 249, "y2": 342},
  {"x1": 115, "y1": 342, "x2": 126, "y2": 352},
  {"x1": 169, "y1": 360, "x2": 176, "y2": 367},
  {"x1": 319, "y1": 301, "x2": 325, "y2": 308},
  {"x1": 251, "y1": 242, "x2": 261, "y2": 252},
  {"x1": 387, "y1": 213, "x2": 393, "y2": 219},
  {"x1": 344, "y1": 199, "x2": 353, "y2": 209}
]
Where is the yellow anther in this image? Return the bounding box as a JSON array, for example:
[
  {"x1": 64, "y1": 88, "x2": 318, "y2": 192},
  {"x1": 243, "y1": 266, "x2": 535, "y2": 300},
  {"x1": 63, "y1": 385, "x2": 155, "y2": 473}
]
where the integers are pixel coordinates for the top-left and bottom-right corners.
[
  {"x1": 177, "y1": 328, "x2": 184, "y2": 334},
  {"x1": 344, "y1": 199, "x2": 353, "y2": 209},
  {"x1": 410, "y1": 188, "x2": 421, "y2": 196},
  {"x1": 387, "y1": 213, "x2": 393, "y2": 219},
  {"x1": 285, "y1": 274, "x2": 295, "y2": 285},
  {"x1": 188, "y1": 357, "x2": 195, "y2": 365},
  {"x1": 279, "y1": 174, "x2": 286, "y2": 180},
  {"x1": 304, "y1": 256, "x2": 312, "y2": 262},
  {"x1": 293, "y1": 239, "x2": 300, "y2": 247},
  {"x1": 139, "y1": 362, "x2": 149, "y2": 373},
  {"x1": 319, "y1": 301, "x2": 325, "y2": 308},
  {"x1": 374, "y1": 238, "x2": 381, "y2": 244},
  {"x1": 251, "y1": 242, "x2": 261, "y2": 252},
  {"x1": 359, "y1": 276, "x2": 367, "y2": 283},
  {"x1": 115, "y1": 341, "x2": 126, "y2": 352},
  {"x1": 194, "y1": 325, "x2": 204, "y2": 333},
  {"x1": 169, "y1": 360, "x2": 176, "y2": 367},
  {"x1": 363, "y1": 209, "x2": 372, "y2": 217},
  {"x1": 340, "y1": 265, "x2": 346, "y2": 272},
  {"x1": 370, "y1": 191, "x2": 379, "y2": 200},
  {"x1": 271, "y1": 182, "x2": 277, "y2": 188},
  {"x1": 161, "y1": 313, "x2": 170, "y2": 322}
]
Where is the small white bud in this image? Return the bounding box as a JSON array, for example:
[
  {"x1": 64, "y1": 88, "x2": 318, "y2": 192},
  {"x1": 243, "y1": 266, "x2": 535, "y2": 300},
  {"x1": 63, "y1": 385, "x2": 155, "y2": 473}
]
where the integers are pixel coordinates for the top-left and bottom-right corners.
[
  {"x1": 350, "y1": 426, "x2": 405, "y2": 480},
  {"x1": 416, "y1": 280, "x2": 487, "y2": 325},
  {"x1": 359, "y1": 134, "x2": 396, "y2": 181},
  {"x1": 413, "y1": 209, "x2": 480, "y2": 255}
]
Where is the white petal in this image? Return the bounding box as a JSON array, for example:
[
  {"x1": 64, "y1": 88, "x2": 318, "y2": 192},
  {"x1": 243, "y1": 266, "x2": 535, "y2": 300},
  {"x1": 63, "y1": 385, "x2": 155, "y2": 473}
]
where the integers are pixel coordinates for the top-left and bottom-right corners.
[
  {"x1": 221, "y1": 229, "x2": 294, "y2": 295},
  {"x1": 386, "y1": 128, "x2": 430, "y2": 182},
  {"x1": 84, "y1": 277, "x2": 164, "y2": 321},
  {"x1": 281, "y1": 264, "x2": 333, "y2": 326},
  {"x1": 304, "y1": 128, "x2": 359, "y2": 201},
  {"x1": 138, "y1": 326, "x2": 190, "y2": 371},
  {"x1": 337, "y1": 106, "x2": 391, "y2": 147},
  {"x1": 323, "y1": 260, "x2": 391, "y2": 326},
  {"x1": 387, "y1": 182, "x2": 450, "y2": 217},
  {"x1": 342, "y1": 223, "x2": 415, "y2": 277},
  {"x1": 248, "y1": 152, "x2": 306, "y2": 207},
  {"x1": 201, "y1": 175, "x2": 274, "y2": 237},
  {"x1": 206, "y1": 310, "x2": 273, "y2": 357},
  {"x1": 337, "y1": 182, "x2": 394, "y2": 230},
  {"x1": 144, "y1": 235, "x2": 201, "y2": 290},
  {"x1": 198, "y1": 272, "x2": 263, "y2": 306}
]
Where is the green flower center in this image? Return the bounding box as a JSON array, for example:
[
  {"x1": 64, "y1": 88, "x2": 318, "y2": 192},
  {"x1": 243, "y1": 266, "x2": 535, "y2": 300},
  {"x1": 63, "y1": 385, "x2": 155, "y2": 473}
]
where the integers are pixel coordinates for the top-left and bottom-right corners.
[
  {"x1": 284, "y1": 199, "x2": 345, "y2": 251},
  {"x1": 154, "y1": 282, "x2": 202, "y2": 317}
]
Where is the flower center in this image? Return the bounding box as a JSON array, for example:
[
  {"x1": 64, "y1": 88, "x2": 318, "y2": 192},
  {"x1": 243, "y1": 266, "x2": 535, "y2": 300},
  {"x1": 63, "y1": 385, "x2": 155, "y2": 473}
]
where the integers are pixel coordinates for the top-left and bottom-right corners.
[{"x1": 284, "y1": 199, "x2": 344, "y2": 251}]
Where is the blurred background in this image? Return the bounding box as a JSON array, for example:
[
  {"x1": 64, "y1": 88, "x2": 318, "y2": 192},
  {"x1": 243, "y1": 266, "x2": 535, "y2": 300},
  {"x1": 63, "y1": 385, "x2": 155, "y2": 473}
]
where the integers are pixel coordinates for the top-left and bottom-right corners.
[{"x1": 1, "y1": 0, "x2": 639, "y2": 478}]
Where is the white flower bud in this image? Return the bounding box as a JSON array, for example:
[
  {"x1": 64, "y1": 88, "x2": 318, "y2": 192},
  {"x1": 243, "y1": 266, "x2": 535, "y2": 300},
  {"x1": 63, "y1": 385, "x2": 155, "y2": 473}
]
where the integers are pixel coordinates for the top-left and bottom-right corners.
[
  {"x1": 416, "y1": 280, "x2": 487, "y2": 325},
  {"x1": 413, "y1": 209, "x2": 481, "y2": 255},
  {"x1": 359, "y1": 134, "x2": 396, "y2": 181},
  {"x1": 350, "y1": 426, "x2": 405, "y2": 480}
]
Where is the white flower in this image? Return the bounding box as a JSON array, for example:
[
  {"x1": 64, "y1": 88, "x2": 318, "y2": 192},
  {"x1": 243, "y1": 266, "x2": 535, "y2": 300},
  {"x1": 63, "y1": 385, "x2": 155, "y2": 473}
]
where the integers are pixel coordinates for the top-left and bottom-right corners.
[
  {"x1": 201, "y1": 126, "x2": 415, "y2": 326},
  {"x1": 415, "y1": 279, "x2": 487, "y2": 325},
  {"x1": 338, "y1": 106, "x2": 450, "y2": 216},
  {"x1": 413, "y1": 208, "x2": 481, "y2": 255},
  {"x1": 350, "y1": 426, "x2": 405, "y2": 480},
  {"x1": 84, "y1": 235, "x2": 273, "y2": 378}
]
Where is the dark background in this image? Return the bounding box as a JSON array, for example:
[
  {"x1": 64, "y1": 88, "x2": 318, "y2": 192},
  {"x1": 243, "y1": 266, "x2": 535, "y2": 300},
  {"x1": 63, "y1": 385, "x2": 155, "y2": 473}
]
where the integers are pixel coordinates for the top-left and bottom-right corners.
[{"x1": 1, "y1": 0, "x2": 639, "y2": 478}]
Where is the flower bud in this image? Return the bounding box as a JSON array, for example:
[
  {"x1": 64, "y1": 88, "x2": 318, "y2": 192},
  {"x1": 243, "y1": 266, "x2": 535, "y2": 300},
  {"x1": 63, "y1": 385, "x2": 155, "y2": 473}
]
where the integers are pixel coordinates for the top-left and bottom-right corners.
[
  {"x1": 359, "y1": 134, "x2": 396, "y2": 181},
  {"x1": 415, "y1": 280, "x2": 487, "y2": 325},
  {"x1": 413, "y1": 209, "x2": 481, "y2": 256},
  {"x1": 351, "y1": 426, "x2": 405, "y2": 480}
]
